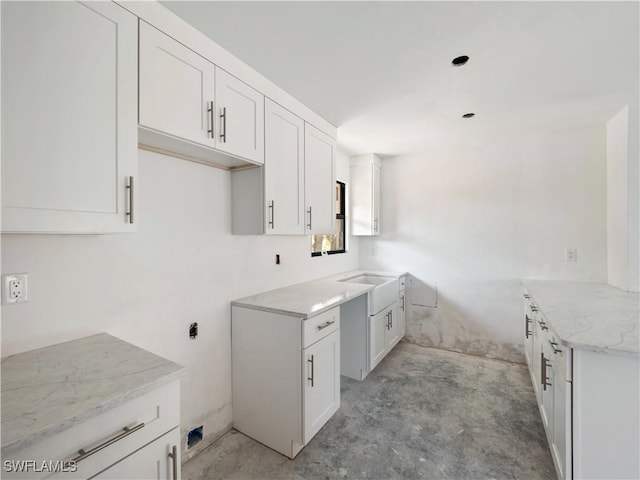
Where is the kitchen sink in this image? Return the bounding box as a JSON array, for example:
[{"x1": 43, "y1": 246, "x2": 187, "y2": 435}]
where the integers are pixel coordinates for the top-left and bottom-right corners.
[{"x1": 339, "y1": 274, "x2": 399, "y2": 314}]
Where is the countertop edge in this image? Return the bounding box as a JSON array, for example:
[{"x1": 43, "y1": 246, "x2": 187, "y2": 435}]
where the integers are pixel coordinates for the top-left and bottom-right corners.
[
  {"x1": 1, "y1": 366, "x2": 185, "y2": 456},
  {"x1": 522, "y1": 280, "x2": 639, "y2": 358}
]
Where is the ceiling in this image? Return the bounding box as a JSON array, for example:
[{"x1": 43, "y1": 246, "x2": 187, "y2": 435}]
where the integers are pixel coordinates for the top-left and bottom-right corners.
[{"x1": 162, "y1": 1, "x2": 639, "y2": 156}]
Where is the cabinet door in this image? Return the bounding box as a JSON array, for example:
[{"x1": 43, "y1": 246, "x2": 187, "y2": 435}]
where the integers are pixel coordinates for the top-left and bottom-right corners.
[
  {"x1": 92, "y1": 428, "x2": 180, "y2": 480},
  {"x1": 551, "y1": 354, "x2": 571, "y2": 480},
  {"x1": 264, "y1": 99, "x2": 305, "y2": 234},
  {"x1": 399, "y1": 291, "x2": 406, "y2": 340},
  {"x1": 2, "y1": 1, "x2": 137, "y2": 233},
  {"x1": 540, "y1": 344, "x2": 554, "y2": 435},
  {"x1": 215, "y1": 68, "x2": 264, "y2": 164},
  {"x1": 139, "y1": 21, "x2": 216, "y2": 149},
  {"x1": 304, "y1": 124, "x2": 336, "y2": 234},
  {"x1": 385, "y1": 303, "x2": 400, "y2": 349},
  {"x1": 372, "y1": 163, "x2": 381, "y2": 234},
  {"x1": 303, "y1": 330, "x2": 340, "y2": 444},
  {"x1": 369, "y1": 309, "x2": 388, "y2": 370}
]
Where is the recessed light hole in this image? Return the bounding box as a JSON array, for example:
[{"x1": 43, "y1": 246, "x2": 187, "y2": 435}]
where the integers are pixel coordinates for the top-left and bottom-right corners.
[
  {"x1": 452, "y1": 55, "x2": 469, "y2": 66},
  {"x1": 462, "y1": 113, "x2": 475, "y2": 118}
]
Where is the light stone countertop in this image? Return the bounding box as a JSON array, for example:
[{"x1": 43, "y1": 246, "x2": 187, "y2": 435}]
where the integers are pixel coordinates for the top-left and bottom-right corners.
[
  {"x1": 232, "y1": 270, "x2": 407, "y2": 318},
  {"x1": 523, "y1": 280, "x2": 639, "y2": 357},
  {"x1": 1, "y1": 333, "x2": 185, "y2": 456}
]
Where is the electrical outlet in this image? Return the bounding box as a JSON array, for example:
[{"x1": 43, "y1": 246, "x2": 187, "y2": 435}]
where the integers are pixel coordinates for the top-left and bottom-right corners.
[
  {"x1": 2, "y1": 273, "x2": 29, "y2": 304},
  {"x1": 566, "y1": 248, "x2": 577, "y2": 262}
]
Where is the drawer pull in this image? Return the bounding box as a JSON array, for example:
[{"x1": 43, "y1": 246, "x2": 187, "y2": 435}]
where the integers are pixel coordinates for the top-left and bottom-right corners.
[
  {"x1": 530, "y1": 305, "x2": 538, "y2": 312},
  {"x1": 316, "y1": 320, "x2": 335, "y2": 331},
  {"x1": 65, "y1": 422, "x2": 145, "y2": 466},
  {"x1": 523, "y1": 294, "x2": 530, "y2": 299},
  {"x1": 538, "y1": 320, "x2": 549, "y2": 331},
  {"x1": 168, "y1": 445, "x2": 178, "y2": 480},
  {"x1": 549, "y1": 340, "x2": 562, "y2": 354}
]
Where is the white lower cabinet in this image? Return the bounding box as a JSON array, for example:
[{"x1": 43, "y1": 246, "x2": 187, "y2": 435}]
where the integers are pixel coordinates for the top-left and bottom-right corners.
[
  {"x1": 232, "y1": 306, "x2": 340, "y2": 458},
  {"x1": 3, "y1": 381, "x2": 181, "y2": 480},
  {"x1": 523, "y1": 290, "x2": 639, "y2": 480},
  {"x1": 92, "y1": 428, "x2": 180, "y2": 480},
  {"x1": 369, "y1": 301, "x2": 399, "y2": 371}
]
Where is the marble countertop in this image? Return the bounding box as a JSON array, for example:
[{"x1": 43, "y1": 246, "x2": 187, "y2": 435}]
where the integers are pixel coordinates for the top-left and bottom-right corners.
[
  {"x1": 523, "y1": 280, "x2": 639, "y2": 357},
  {"x1": 1, "y1": 333, "x2": 185, "y2": 455},
  {"x1": 232, "y1": 270, "x2": 406, "y2": 318}
]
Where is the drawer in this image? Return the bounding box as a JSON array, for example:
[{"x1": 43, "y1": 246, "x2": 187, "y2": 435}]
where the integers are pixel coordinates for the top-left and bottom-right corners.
[
  {"x1": 303, "y1": 307, "x2": 340, "y2": 348},
  {"x1": 3, "y1": 380, "x2": 180, "y2": 480}
]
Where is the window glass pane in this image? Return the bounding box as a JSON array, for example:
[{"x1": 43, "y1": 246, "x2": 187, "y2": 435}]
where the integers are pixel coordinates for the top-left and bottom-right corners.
[{"x1": 311, "y1": 181, "x2": 346, "y2": 255}]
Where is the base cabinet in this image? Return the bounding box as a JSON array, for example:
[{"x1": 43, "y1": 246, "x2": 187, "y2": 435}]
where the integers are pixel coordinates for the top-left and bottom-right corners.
[
  {"x1": 369, "y1": 301, "x2": 399, "y2": 371},
  {"x1": 232, "y1": 306, "x2": 341, "y2": 458},
  {"x1": 523, "y1": 289, "x2": 639, "y2": 480}
]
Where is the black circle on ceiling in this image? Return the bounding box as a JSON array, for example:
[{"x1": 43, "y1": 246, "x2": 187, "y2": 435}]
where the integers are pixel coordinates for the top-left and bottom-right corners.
[
  {"x1": 452, "y1": 55, "x2": 469, "y2": 66},
  {"x1": 462, "y1": 113, "x2": 475, "y2": 118}
]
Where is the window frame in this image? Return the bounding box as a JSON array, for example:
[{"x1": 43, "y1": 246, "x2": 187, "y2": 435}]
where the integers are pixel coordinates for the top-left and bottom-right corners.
[{"x1": 311, "y1": 180, "x2": 346, "y2": 257}]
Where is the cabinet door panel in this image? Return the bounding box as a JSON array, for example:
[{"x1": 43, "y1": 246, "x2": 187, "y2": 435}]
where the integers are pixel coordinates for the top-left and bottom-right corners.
[
  {"x1": 304, "y1": 124, "x2": 335, "y2": 234},
  {"x1": 139, "y1": 21, "x2": 215, "y2": 149},
  {"x1": 92, "y1": 428, "x2": 180, "y2": 480},
  {"x1": 264, "y1": 100, "x2": 304, "y2": 234},
  {"x1": 2, "y1": 1, "x2": 137, "y2": 233},
  {"x1": 551, "y1": 358, "x2": 571, "y2": 480},
  {"x1": 215, "y1": 68, "x2": 264, "y2": 164},
  {"x1": 303, "y1": 330, "x2": 340, "y2": 443},
  {"x1": 369, "y1": 310, "x2": 387, "y2": 370}
]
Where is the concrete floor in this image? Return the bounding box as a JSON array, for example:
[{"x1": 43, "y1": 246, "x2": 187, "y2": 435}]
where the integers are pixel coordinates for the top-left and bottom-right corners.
[{"x1": 183, "y1": 342, "x2": 556, "y2": 480}]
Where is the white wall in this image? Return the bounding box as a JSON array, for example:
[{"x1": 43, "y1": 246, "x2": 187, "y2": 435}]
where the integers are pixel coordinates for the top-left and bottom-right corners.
[
  {"x1": 1, "y1": 148, "x2": 358, "y2": 458},
  {"x1": 359, "y1": 125, "x2": 607, "y2": 363}
]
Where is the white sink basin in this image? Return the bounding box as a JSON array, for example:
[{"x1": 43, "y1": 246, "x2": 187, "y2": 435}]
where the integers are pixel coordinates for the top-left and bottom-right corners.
[{"x1": 339, "y1": 274, "x2": 399, "y2": 315}]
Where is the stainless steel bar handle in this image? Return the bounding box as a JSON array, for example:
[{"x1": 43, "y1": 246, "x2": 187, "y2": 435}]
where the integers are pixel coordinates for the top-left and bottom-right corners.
[
  {"x1": 317, "y1": 320, "x2": 335, "y2": 331},
  {"x1": 308, "y1": 355, "x2": 314, "y2": 387},
  {"x1": 549, "y1": 340, "x2": 561, "y2": 354},
  {"x1": 525, "y1": 315, "x2": 532, "y2": 338},
  {"x1": 66, "y1": 422, "x2": 145, "y2": 466},
  {"x1": 530, "y1": 305, "x2": 538, "y2": 312},
  {"x1": 374, "y1": 217, "x2": 378, "y2": 232},
  {"x1": 538, "y1": 320, "x2": 548, "y2": 331},
  {"x1": 268, "y1": 201, "x2": 274, "y2": 229},
  {"x1": 168, "y1": 445, "x2": 178, "y2": 480},
  {"x1": 220, "y1": 107, "x2": 227, "y2": 142},
  {"x1": 401, "y1": 295, "x2": 405, "y2": 311},
  {"x1": 386, "y1": 312, "x2": 390, "y2": 330},
  {"x1": 523, "y1": 293, "x2": 530, "y2": 299},
  {"x1": 126, "y1": 176, "x2": 134, "y2": 224},
  {"x1": 541, "y1": 353, "x2": 552, "y2": 390},
  {"x1": 307, "y1": 207, "x2": 312, "y2": 230},
  {"x1": 390, "y1": 310, "x2": 393, "y2": 328},
  {"x1": 207, "y1": 101, "x2": 214, "y2": 138}
]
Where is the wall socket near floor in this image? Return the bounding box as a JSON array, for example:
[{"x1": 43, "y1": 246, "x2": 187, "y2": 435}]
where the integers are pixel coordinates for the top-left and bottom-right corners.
[
  {"x1": 565, "y1": 248, "x2": 577, "y2": 262},
  {"x1": 2, "y1": 273, "x2": 29, "y2": 304}
]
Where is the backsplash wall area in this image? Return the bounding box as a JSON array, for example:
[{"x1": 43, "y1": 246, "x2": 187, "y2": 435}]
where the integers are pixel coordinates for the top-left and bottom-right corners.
[
  {"x1": 1, "y1": 148, "x2": 359, "y2": 458},
  {"x1": 360, "y1": 125, "x2": 608, "y2": 364}
]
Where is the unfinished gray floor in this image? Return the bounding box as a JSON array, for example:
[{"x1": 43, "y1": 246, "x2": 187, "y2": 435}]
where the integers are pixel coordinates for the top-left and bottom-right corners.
[{"x1": 183, "y1": 342, "x2": 555, "y2": 480}]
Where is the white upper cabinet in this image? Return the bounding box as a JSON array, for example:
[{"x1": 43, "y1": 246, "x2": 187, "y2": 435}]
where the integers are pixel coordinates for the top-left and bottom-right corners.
[
  {"x1": 264, "y1": 99, "x2": 305, "y2": 234},
  {"x1": 139, "y1": 21, "x2": 215, "y2": 149},
  {"x1": 215, "y1": 68, "x2": 265, "y2": 165},
  {"x1": 304, "y1": 124, "x2": 336, "y2": 235},
  {"x1": 1, "y1": 1, "x2": 137, "y2": 233},
  {"x1": 350, "y1": 154, "x2": 382, "y2": 236}
]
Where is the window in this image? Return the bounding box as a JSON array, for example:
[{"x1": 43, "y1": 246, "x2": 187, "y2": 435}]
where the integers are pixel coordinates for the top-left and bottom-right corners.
[{"x1": 311, "y1": 181, "x2": 346, "y2": 256}]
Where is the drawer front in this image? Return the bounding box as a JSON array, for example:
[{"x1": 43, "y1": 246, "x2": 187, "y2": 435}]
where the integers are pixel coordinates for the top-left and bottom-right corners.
[
  {"x1": 303, "y1": 307, "x2": 340, "y2": 348},
  {"x1": 3, "y1": 381, "x2": 180, "y2": 480}
]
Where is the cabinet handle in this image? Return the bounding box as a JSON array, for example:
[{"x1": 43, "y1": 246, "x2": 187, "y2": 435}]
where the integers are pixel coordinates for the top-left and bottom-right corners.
[
  {"x1": 168, "y1": 445, "x2": 178, "y2": 480},
  {"x1": 541, "y1": 353, "x2": 552, "y2": 391},
  {"x1": 268, "y1": 201, "x2": 274, "y2": 229},
  {"x1": 530, "y1": 305, "x2": 538, "y2": 312},
  {"x1": 207, "y1": 101, "x2": 214, "y2": 138},
  {"x1": 525, "y1": 315, "x2": 532, "y2": 338},
  {"x1": 386, "y1": 312, "x2": 391, "y2": 330},
  {"x1": 390, "y1": 310, "x2": 393, "y2": 328},
  {"x1": 374, "y1": 217, "x2": 378, "y2": 232},
  {"x1": 549, "y1": 340, "x2": 562, "y2": 354},
  {"x1": 307, "y1": 207, "x2": 312, "y2": 230},
  {"x1": 308, "y1": 355, "x2": 314, "y2": 387},
  {"x1": 523, "y1": 293, "x2": 530, "y2": 299},
  {"x1": 65, "y1": 422, "x2": 145, "y2": 467},
  {"x1": 401, "y1": 295, "x2": 405, "y2": 311},
  {"x1": 126, "y1": 176, "x2": 134, "y2": 224},
  {"x1": 317, "y1": 320, "x2": 335, "y2": 331},
  {"x1": 538, "y1": 320, "x2": 549, "y2": 331},
  {"x1": 220, "y1": 106, "x2": 227, "y2": 143}
]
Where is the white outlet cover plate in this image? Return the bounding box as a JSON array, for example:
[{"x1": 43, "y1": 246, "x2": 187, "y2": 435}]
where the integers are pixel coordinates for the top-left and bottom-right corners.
[{"x1": 2, "y1": 273, "x2": 29, "y2": 304}]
